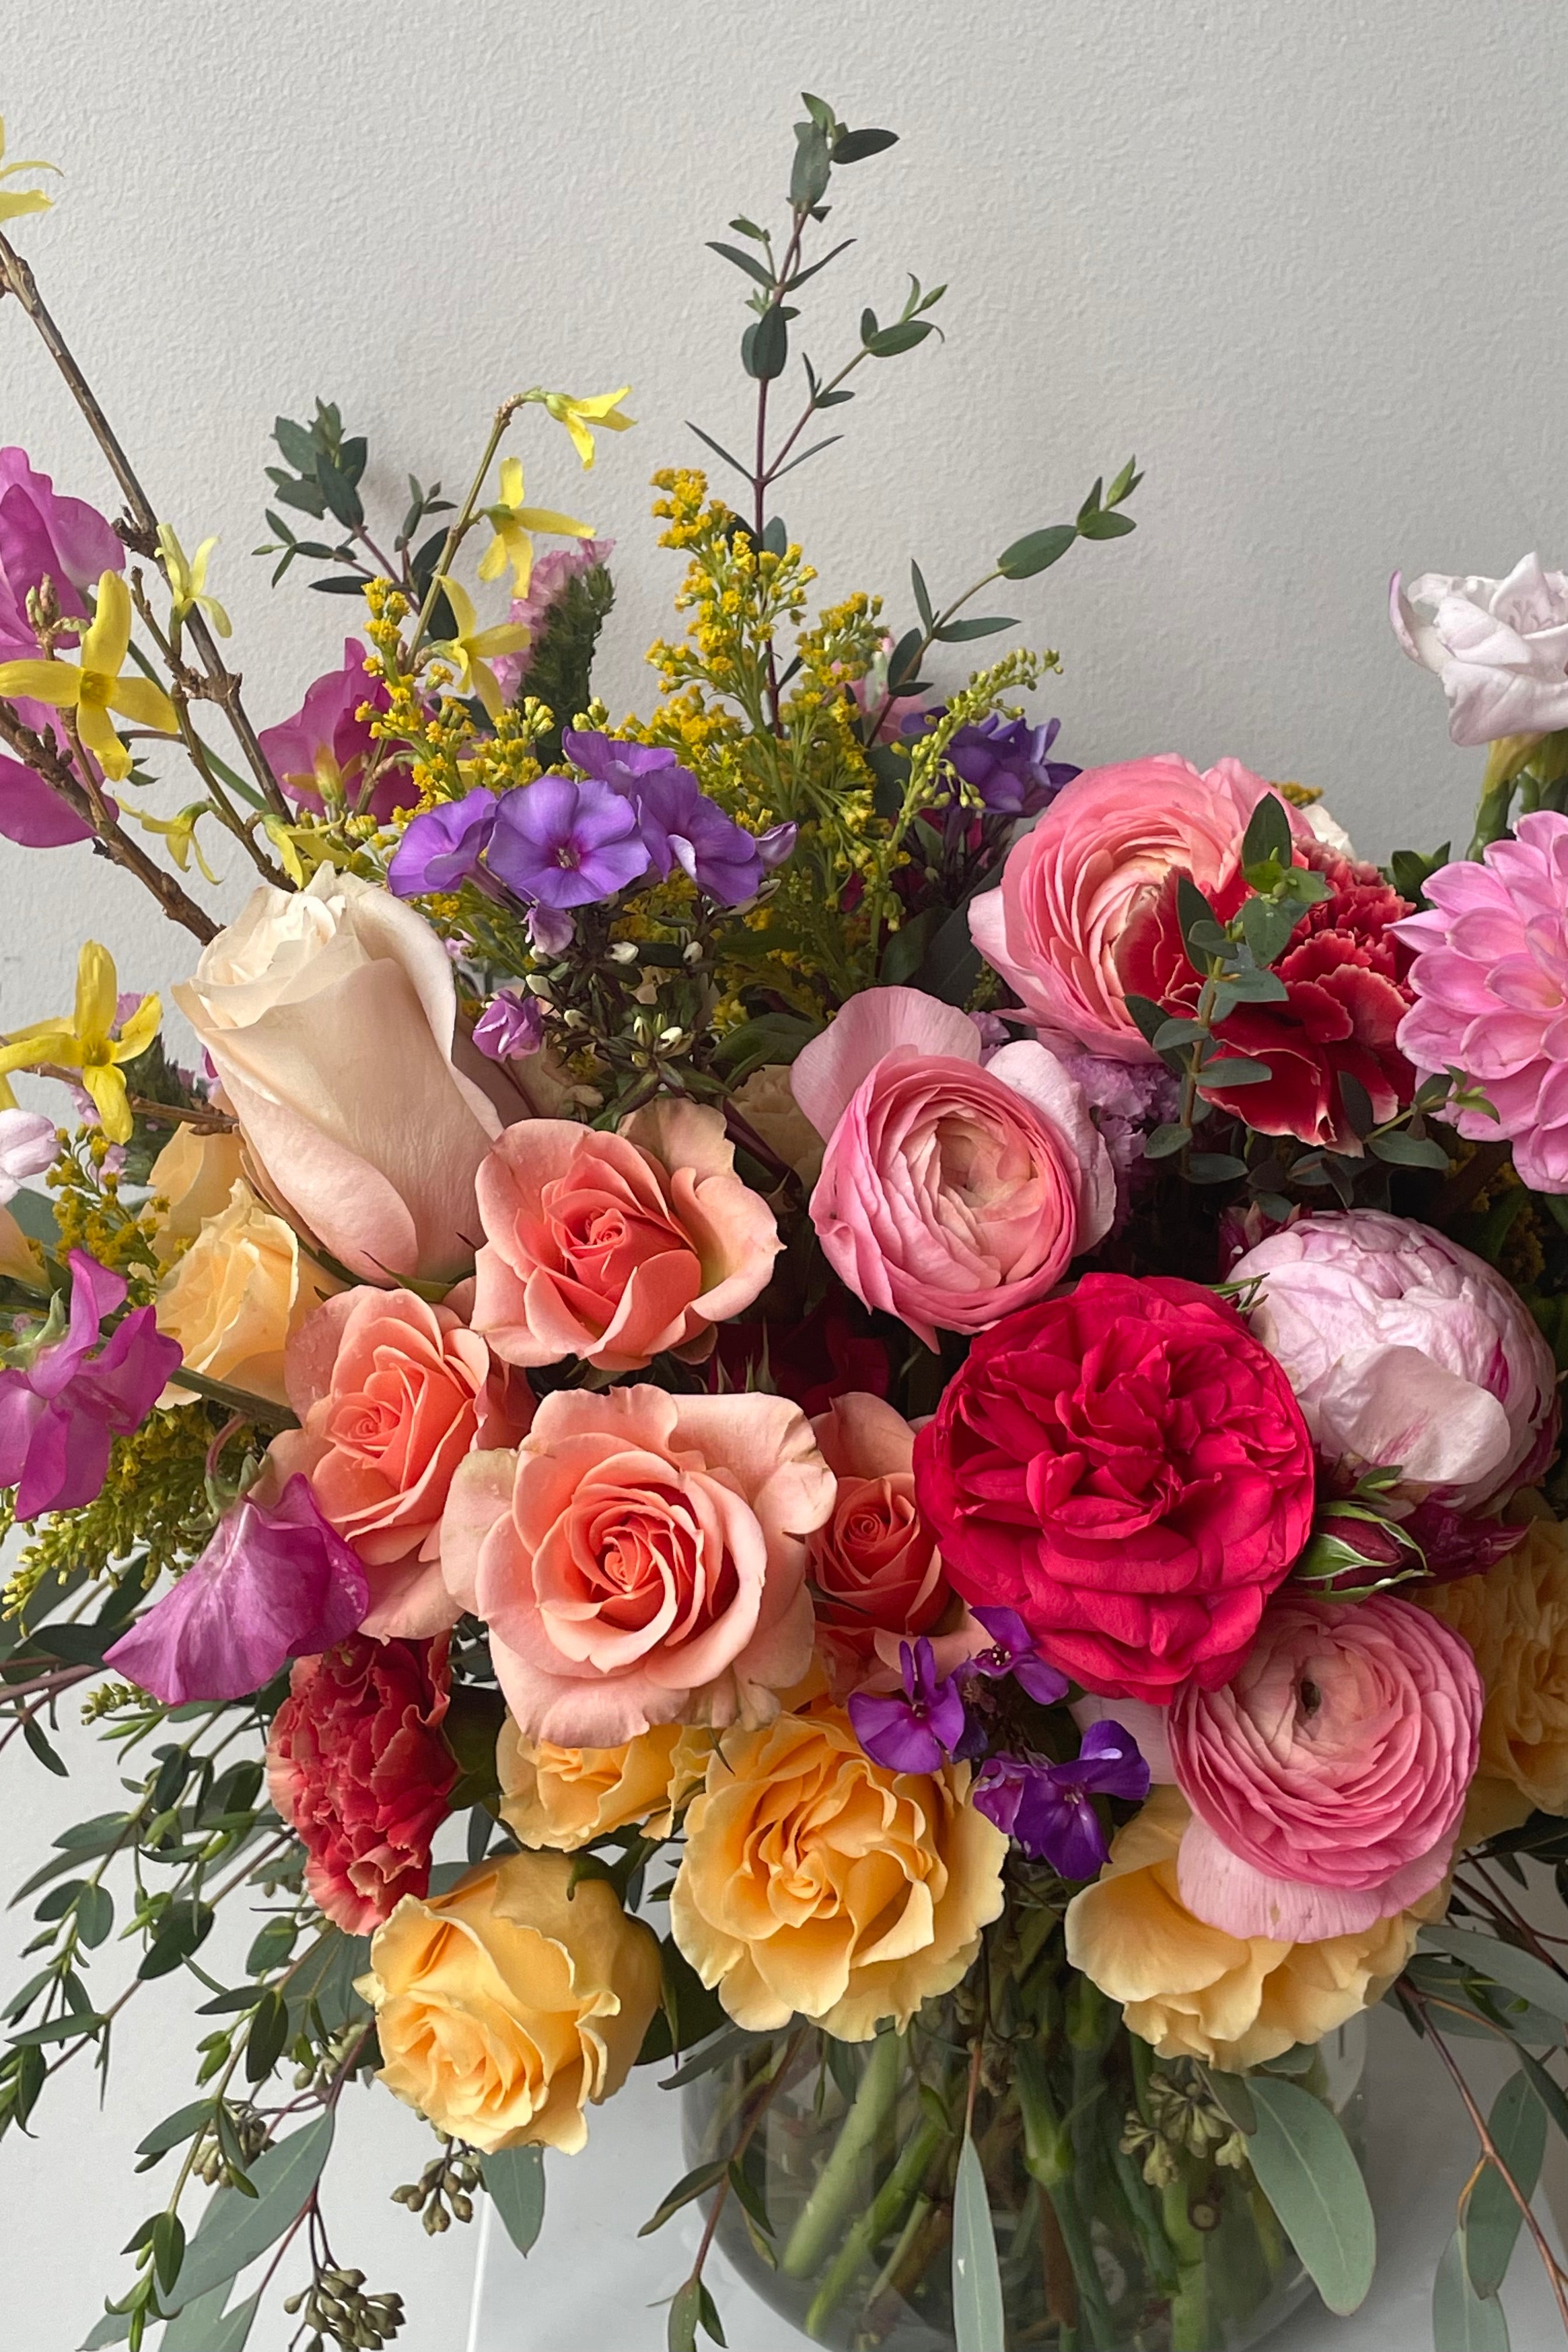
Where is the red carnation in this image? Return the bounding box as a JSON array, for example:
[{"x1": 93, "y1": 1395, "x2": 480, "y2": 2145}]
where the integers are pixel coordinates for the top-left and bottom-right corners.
[
  {"x1": 912, "y1": 1276, "x2": 1315, "y2": 1703},
  {"x1": 266, "y1": 1633, "x2": 458, "y2": 1933}
]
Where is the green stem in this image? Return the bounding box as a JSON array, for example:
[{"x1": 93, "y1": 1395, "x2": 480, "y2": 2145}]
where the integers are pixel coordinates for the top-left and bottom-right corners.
[
  {"x1": 802, "y1": 2109, "x2": 945, "y2": 2340},
  {"x1": 1161, "y1": 2162, "x2": 1210, "y2": 2352},
  {"x1": 779, "y1": 2027, "x2": 903, "y2": 2280}
]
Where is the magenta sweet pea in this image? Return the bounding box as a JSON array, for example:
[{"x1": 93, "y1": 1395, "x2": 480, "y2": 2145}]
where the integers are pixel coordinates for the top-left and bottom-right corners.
[{"x1": 0, "y1": 1250, "x2": 180, "y2": 1518}]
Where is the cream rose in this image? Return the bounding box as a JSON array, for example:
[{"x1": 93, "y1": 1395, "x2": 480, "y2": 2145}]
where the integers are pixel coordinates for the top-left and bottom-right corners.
[
  {"x1": 155, "y1": 1179, "x2": 339, "y2": 1406},
  {"x1": 1421, "y1": 1517, "x2": 1568, "y2": 1816},
  {"x1": 497, "y1": 1717, "x2": 689, "y2": 1851},
  {"x1": 148, "y1": 1124, "x2": 246, "y2": 1259},
  {"x1": 358, "y1": 1851, "x2": 660, "y2": 2154}
]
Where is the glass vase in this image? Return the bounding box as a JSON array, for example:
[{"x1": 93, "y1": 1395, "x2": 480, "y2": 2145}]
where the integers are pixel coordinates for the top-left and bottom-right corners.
[{"x1": 682, "y1": 1984, "x2": 1365, "y2": 2352}]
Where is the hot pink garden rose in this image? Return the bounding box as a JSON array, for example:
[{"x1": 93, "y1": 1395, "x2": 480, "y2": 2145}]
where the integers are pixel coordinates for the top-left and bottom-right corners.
[
  {"x1": 808, "y1": 1391, "x2": 950, "y2": 1691},
  {"x1": 265, "y1": 1286, "x2": 532, "y2": 1639},
  {"x1": 1169, "y1": 1593, "x2": 1482, "y2": 1940},
  {"x1": 472, "y1": 1097, "x2": 780, "y2": 1373},
  {"x1": 792, "y1": 986, "x2": 1114, "y2": 1349},
  {"x1": 1396, "y1": 811, "x2": 1568, "y2": 1191},
  {"x1": 439, "y1": 1384, "x2": 836, "y2": 1744}
]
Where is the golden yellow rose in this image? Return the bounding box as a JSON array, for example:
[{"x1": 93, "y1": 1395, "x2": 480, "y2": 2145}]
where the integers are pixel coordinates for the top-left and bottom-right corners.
[
  {"x1": 1065, "y1": 1789, "x2": 1433, "y2": 2072},
  {"x1": 154, "y1": 1178, "x2": 337, "y2": 1405},
  {"x1": 148, "y1": 1124, "x2": 246, "y2": 1260},
  {"x1": 670, "y1": 1704, "x2": 1006, "y2": 2040},
  {"x1": 358, "y1": 1851, "x2": 660, "y2": 2154},
  {"x1": 497, "y1": 1717, "x2": 695, "y2": 1852},
  {"x1": 1422, "y1": 1519, "x2": 1568, "y2": 1817}
]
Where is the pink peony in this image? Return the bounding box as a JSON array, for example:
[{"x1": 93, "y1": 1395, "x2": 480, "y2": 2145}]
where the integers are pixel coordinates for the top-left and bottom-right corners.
[
  {"x1": 968, "y1": 757, "x2": 1310, "y2": 1058},
  {"x1": 439, "y1": 1384, "x2": 835, "y2": 1744},
  {"x1": 1396, "y1": 811, "x2": 1568, "y2": 1190},
  {"x1": 471, "y1": 1097, "x2": 780, "y2": 1374},
  {"x1": 1169, "y1": 1593, "x2": 1482, "y2": 1940},
  {"x1": 807, "y1": 1391, "x2": 950, "y2": 1692},
  {"x1": 266, "y1": 1632, "x2": 458, "y2": 1933},
  {"x1": 257, "y1": 637, "x2": 408, "y2": 823},
  {"x1": 1233, "y1": 1210, "x2": 1559, "y2": 1517},
  {"x1": 265, "y1": 1287, "x2": 533, "y2": 1640},
  {"x1": 792, "y1": 986, "x2": 1114, "y2": 1349}
]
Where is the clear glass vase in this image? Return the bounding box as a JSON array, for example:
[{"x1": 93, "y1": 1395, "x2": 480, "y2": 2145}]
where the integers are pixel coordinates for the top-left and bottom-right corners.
[{"x1": 682, "y1": 1986, "x2": 1366, "y2": 2352}]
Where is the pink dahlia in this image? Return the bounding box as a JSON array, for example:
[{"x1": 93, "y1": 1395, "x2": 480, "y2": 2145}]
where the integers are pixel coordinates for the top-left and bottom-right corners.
[{"x1": 1396, "y1": 811, "x2": 1568, "y2": 1190}]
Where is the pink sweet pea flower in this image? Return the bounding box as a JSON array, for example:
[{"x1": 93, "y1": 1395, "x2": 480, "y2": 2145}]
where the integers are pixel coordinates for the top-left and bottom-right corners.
[
  {"x1": 0, "y1": 447, "x2": 123, "y2": 639},
  {"x1": 258, "y1": 638, "x2": 406, "y2": 823},
  {"x1": 0, "y1": 1250, "x2": 181, "y2": 1518}
]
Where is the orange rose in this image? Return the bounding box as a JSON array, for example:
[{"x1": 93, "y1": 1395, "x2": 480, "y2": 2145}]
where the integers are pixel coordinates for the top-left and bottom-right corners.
[{"x1": 809, "y1": 1391, "x2": 949, "y2": 1691}]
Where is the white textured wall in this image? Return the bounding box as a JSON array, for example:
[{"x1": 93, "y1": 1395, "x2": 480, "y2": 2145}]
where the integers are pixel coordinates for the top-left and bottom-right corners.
[{"x1": 3, "y1": 1, "x2": 1566, "y2": 2343}]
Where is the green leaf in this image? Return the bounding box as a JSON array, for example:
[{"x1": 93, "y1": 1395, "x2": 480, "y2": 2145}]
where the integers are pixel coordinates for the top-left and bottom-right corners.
[
  {"x1": 244, "y1": 1988, "x2": 289, "y2": 2085},
  {"x1": 1152, "y1": 1016, "x2": 1206, "y2": 1050},
  {"x1": 152, "y1": 2214, "x2": 185, "y2": 2297},
  {"x1": 952, "y1": 2128, "x2": 1005, "y2": 2352},
  {"x1": 160, "y1": 2288, "x2": 260, "y2": 2351},
  {"x1": 1464, "y1": 2070, "x2": 1546, "y2": 2298},
  {"x1": 1121, "y1": 991, "x2": 1171, "y2": 1048},
  {"x1": 23, "y1": 1715, "x2": 67, "y2": 1774},
  {"x1": 8, "y1": 2009, "x2": 106, "y2": 2047},
  {"x1": 168, "y1": 2114, "x2": 334, "y2": 2306},
  {"x1": 135, "y1": 2100, "x2": 215, "y2": 2162},
  {"x1": 75, "y1": 1883, "x2": 113, "y2": 1947},
  {"x1": 790, "y1": 119, "x2": 832, "y2": 210},
  {"x1": 1241, "y1": 792, "x2": 1293, "y2": 872},
  {"x1": 707, "y1": 241, "x2": 774, "y2": 290},
  {"x1": 1245, "y1": 2075, "x2": 1375, "y2": 2315},
  {"x1": 1144, "y1": 1123, "x2": 1191, "y2": 1160},
  {"x1": 1369, "y1": 1129, "x2": 1451, "y2": 1170},
  {"x1": 863, "y1": 319, "x2": 936, "y2": 357},
  {"x1": 1106, "y1": 454, "x2": 1142, "y2": 505},
  {"x1": 139, "y1": 1901, "x2": 214, "y2": 1981},
  {"x1": 1434, "y1": 2228, "x2": 1510, "y2": 2350},
  {"x1": 1176, "y1": 874, "x2": 1219, "y2": 971},
  {"x1": 481, "y1": 2142, "x2": 546, "y2": 2257},
  {"x1": 1078, "y1": 507, "x2": 1137, "y2": 539},
  {"x1": 696, "y1": 2280, "x2": 726, "y2": 2344},
  {"x1": 996, "y1": 524, "x2": 1076, "y2": 580},
  {"x1": 1211, "y1": 966, "x2": 1290, "y2": 1006},
  {"x1": 1187, "y1": 1153, "x2": 1249, "y2": 1183},
  {"x1": 1421, "y1": 1928, "x2": 1568, "y2": 2030},
  {"x1": 1239, "y1": 891, "x2": 1304, "y2": 971},
  {"x1": 932, "y1": 614, "x2": 1018, "y2": 642},
  {"x1": 1199, "y1": 1056, "x2": 1272, "y2": 1088},
  {"x1": 831, "y1": 126, "x2": 898, "y2": 163},
  {"x1": 668, "y1": 2277, "x2": 701, "y2": 2352},
  {"x1": 639, "y1": 2159, "x2": 727, "y2": 2236},
  {"x1": 741, "y1": 306, "x2": 789, "y2": 382},
  {"x1": 271, "y1": 416, "x2": 316, "y2": 476},
  {"x1": 909, "y1": 560, "x2": 935, "y2": 630}
]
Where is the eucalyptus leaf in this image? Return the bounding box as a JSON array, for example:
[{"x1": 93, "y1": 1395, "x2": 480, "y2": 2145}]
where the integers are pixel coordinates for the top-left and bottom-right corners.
[
  {"x1": 996, "y1": 524, "x2": 1075, "y2": 580},
  {"x1": 1369, "y1": 1129, "x2": 1452, "y2": 1170},
  {"x1": 481, "y1": 2142, "x2": 546, "y2": 2256},
  {"x1": 161, "y1": 2288, "x2": 260, "y2": 2350},
  {"x1": 952, "y1": 2128, "x2": 1005, "y2": 2352},
  {"x1": 1241, "y1": 791, "x2": 1292, "y2": 872},
  {"x1": 1421, "y1": 1929, "x2": 1568, "y2": 2030},
  {"x1": 1464, "y1": 2070, "x2": 1546, "y2": 2298},
  {"x1": 1434, "y1": 2229, "x2": 1510, "y2": 2350},
  {"x1": 1245, "y1": 2075, "x2": 1375, "y2": 2315},
  {"x1": 167, "y1": 2114, "x2": 334, "y2": 2306}
]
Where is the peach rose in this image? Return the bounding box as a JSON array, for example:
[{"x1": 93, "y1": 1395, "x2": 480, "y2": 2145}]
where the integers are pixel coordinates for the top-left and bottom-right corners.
[
  {"x1": 265, "y1": 1285, "x2": 531, "y2": 1639},
  {"x1": 173, "y1": 867, "x2": 506, "y2": 1284},
  {"x1": 1422, "y1": 1516, "x2": 1568, "y2": 1816},
  {"x1": 1065, "y1": 1787, "x2": 1438, "y2": 2071},
  {"x1": 148, "y1": 1124, "x2": 246, "y2": 1258},
  {"x1": 497, "y1": 1717, "x2": 692, "y2": 1851},
  {"x1": 671, "y1": 1704, "x2": 1007, "y2": 2039},
  {"x1": 808, "y1": 1391, "x2": 949, "y2": 1691},
  {"x1": 729, "y1": 1063, "x2": 825, "y2": 1187},
  {"x1": 358, "y1": 1851, "x2": 660, "y2": 2153},
  {"x1": 441, "y1": 1384, "x2": 835, "y2": 1744},
  {"x1": 471, "y1": 1096, "x2": 780, "y2": 1374},
  {"x1": 154, "y1": 1179, "x2": 340, "y2": 1407}
]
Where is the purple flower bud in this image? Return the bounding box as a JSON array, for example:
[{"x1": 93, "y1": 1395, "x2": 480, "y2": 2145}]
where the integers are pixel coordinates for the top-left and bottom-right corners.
[
  {"x1": 472, "y1": 989, "x2": 543, "y2": 1064},
  {"x1": 965, "y1": 1605, "x2": 1071, "y2": 1706},
  {"x1": 387, "y1": 789, "x2": 497, "y2": 897},
  {"x1": 848, "y1": 1636, "x2": 968, "y2": 1773}
]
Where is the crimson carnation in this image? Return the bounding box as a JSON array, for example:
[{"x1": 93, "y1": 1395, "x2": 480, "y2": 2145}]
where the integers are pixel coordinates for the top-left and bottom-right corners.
[
  {"x1": 266, "y1": 1633, "x2": 458, "y2": 1933},
  {"x1": 912, "y1": 1275, "x2": 1315, "y2": 1703}
]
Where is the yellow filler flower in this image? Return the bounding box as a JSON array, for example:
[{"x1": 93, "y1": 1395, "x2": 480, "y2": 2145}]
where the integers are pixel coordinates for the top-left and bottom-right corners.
[
  {"x1": 430, "y1": 577, "x2": 530, "y2": 723},
  {"x1": 476, "y1": 458, "x2": 594, "y2": 600},
  {"x1": 156, "y1": 525, "x2": 232, "y2": 638},
  {"x1": 0, "y1": 120, "x2": 58, "y2": 223},
  {"x1": 0, "y1": 572, "x2": 178, "y2": 783},
  {"x1": 541, "y1": 386, "x2": 635, "y2": 471},
  {"x1": 0, "y1": 941, "x2": 161, "y2": 1144}
]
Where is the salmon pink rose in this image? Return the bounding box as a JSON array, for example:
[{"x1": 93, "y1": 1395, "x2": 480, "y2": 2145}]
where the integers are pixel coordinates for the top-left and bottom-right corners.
[
  {"x1": 439, "y1": 1384, "x2": 835, "y2": 1744},
  {"x1": 792, "y1": 986, "x2": 1114, "y2": 1349},
  {"x1": 265, "y1": 1286, "x2": 531, "y2": 1639},
  {"x1": 472, "y1": 1097, "x2": 780, "y2": 1374},
  {"x1": 914, "y1": 1276, "x2": 1315, "y2": 1703},
  {"x1": 807, "y1": 1391, "x2": 950, "y2": 1691}
]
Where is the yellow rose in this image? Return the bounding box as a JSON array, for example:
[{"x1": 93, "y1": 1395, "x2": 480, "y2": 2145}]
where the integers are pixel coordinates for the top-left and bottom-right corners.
[
  {"x1": 670, "y1": 1704, "x2": 1006, "y2": 2040},
  {"x1": 148, "y1": 1123, "x2": 246, "y2": 1260},
  {"x1": 0, "y1": 1203, "x2": 44, "y2": 1289},
  {"x1": 154, "y1": 1179, "x2": 337, "y2": 1405},
  {"x1": 497, "y1": 1717, "x2": 693, "y2": 1851},
  {"x1": 358, "y1": 1852, "x2": 660, "y2": 2154},
  {"x1": 1065, "y1": 1789, "x2": 1432, "y2": 2072},
  {"x1": 1422, "y1": 1520, "x2": 1568, "y2": 1816}
]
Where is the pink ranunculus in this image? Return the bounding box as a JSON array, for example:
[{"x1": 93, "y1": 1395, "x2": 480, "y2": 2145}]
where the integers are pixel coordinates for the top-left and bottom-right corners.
[
  {"x1": 1396, "y1": 811, "x2": 1568, "y2": 1191},
  {"x1": 266, "y1": 1632, "x2": 459, "y2": 1933},
  {"x1": 439, "y1": 1384, "x2": 836, "y2": 1745},
  {"x1": 257, "y1": 637, "x2": 408, "y2": 823},
  {"x1": 807, "y1": 1391, "x2": 950, "y2": 1693},
  {"x1": 471, "y1": 1097, "x2": 781, "y2": 1375},
  {"x1": 968, "y1": 757, "x2": 1312, "y2": 1058},
  {"x1": 1232, "y1": 1210, "x2": 1559, "y2": 1517},
  {"x1": 791, "y1": 985, "x2": 1115, "y2": 1349},
  {"x1": 1391, "y1": 557, "x2": 1568, "y2": 746},
  {"x1": 264, "y1": 1287, "x2": 534, "y2": 1640},
  {"x1": 1169, "y1": 1593, "x2": 1482, "y2": 1940},
  {"x1": 173, "y1": 867, "x2": 504, "y2": 1285}
]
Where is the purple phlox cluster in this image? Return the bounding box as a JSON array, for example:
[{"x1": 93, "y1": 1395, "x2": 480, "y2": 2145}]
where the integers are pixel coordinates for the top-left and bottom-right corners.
[
  {"x1": 565, "y1": 729, "x2": 795, "y2": 905},
  {"x1": 0, "y1": 448, "x2": 124, "y2": 848},
  {"x1": 472, "y1": 988, "x2": 543, "y2": 1064},
  {"x1": 902, "y1": 709, "x2": 1078, "y2": 820},
  {"x1": 964, "y1": 1604, "x2": 1072, "y2": 1706},
  {"x1": 848, "y1": 1636, "x2": 967, "y2": 1773},
  {"x1": 1060, "y1": 1052, "x2": 1183, "y2": 1194},
  {"x1": 487, "y1": 772, "x2": 651, "y2": 909},
  {"x1": 388, "y1": 788, "x2": 500, "y2": 899},
  {"x1": 105, "y1": 1475, "x2": 369, "y2": 1705},
  {"x1": 259, "y1": 639, "x2": 405, "y2": 824},
  {"x1": 490, "y1": 538, "x2": 614, "y2": 705},
  {"x1": 973, "y1": 1722, "x2": 1151, "y2": 1880},
  {"x1": 0, "y1": 1250, "x2": 182, "y2": 1519}
]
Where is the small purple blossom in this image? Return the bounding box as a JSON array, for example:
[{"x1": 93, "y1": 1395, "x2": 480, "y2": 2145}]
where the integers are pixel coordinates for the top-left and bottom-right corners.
[
  {"x1": 964, "y1": 1605, "x2": 1071, "y2": 1707},
  {"x1": 486, "y1": 773, "x2": 651, "y2": 909},
  {"x1": 104, "y1": 1476, "x2": 370, "y2": 1705},
  {"x1": 528, "y1": 904, "x2": 574, "y2": 956},
  {"x1": 973, "y1": 1722, "x2": 1151, "y2": 1879},
  {"x1": 563, "y1": 729, "x2": 788, "y2": 905},
  {"x1": 473, "y1": 989, "x2": 543, "y2": 1064},
  {"x1": 387, "y1": 789, "x2": 499, "y2": 898},
  {"x1": 0, "y1": 1251, "x2": 182, "y2": 1519},
  {"x1": 848, "y1": 1637, "x2": 968, "y2": 1773}
]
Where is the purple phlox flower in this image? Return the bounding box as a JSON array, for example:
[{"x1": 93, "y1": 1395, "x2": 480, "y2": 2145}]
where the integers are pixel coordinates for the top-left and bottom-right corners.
[
  {"x1": 946, "y1": 715, "x2": 1078, "y2": 819},
  {"x1": 473, "y1": 988, "x2": 543, "y2": 1064},
  {"x1": 0, "y1": 1250, "x2": 182, "y2": 1519},
  {"x1": 487, "y1": 772, "x2": 650, "y2": 910},
  {"x1": 105, "y1": 1475, "x2": 369, "y2": 1705},
  {"x1": 964, "y1": 1604, "x2": 1071, "y2": 1707},
  {"x1": 388, "y1": 788, "x2": 499, "y2": 898},
  {"x1": 528, "y1": 904, "x2": 574, "y2": 956},
  {"x1": 848, "y1": 1637, "x2": 968, "y2": 1774},
  {"x1": 0, "y1": 1109, "x2": 57, "y2": 1204},
  {"x1": 492, "y1": 538, "x2": 614, "y2": 703},
  {"x1": 974, "y1": 1722, "x2": 1151, "y2": 1879},
  {"x1": 563, "y1": 728, "x2": 783, "y2": 905},
  {"x1": 259, "y1": 639, "x2": 407, "y2": 823}
]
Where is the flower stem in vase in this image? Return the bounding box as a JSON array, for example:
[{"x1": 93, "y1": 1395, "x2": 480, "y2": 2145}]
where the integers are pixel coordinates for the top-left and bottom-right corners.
[
  {"x1": 779, "y1": 2026, "x2": 904, "y2": 2280},
  {"x1": 1159, "y1": 2162, "x2": 1212, "y2": 2352},
  {"x1": 1017, "y1": 2041, "x2": 1114, "y2": 2346},
  {"x1": 803, "y1": 2107, "x2": 949, "y2": 2339}
]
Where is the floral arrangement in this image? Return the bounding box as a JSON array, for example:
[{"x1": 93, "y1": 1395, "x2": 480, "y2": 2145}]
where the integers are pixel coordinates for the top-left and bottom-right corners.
[{"x1": 4, "y1": 92, "x2": 1568, "y2": 2352}]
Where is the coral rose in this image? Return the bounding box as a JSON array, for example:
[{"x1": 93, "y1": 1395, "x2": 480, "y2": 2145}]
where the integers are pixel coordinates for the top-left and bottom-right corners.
[
  {"x1": 792, "y1": 985, "x2": 1114, "y2": 1347},
  {"x1": 472, "y1": 1096, "x2": 780, "y2": 1374},
  {"x1": 440, "y1": 1385, "x2": 835, "y2": 1744},
  {"x1": 807, "y1": 1391, "x2": 949, "y2": 1692},
  {"x1": 265, "y1": 1286, "x2": 530, "y2": 1639},
  {"x1": 497, "y1": 1717, "x2": 689, "y2": 1851},
  {"x1": 359, "y1": 1851, "x2": 660, "y2": 2154},
  {"x1": 154, "y1": 1179, "x2": 339, "y2": 1407},
  {"x1": 1168, "y1": 1594, "x2": 1482, "y2": 1941},
  {"x1": 1421, "y1": 1515, "x2": 1568, "y2": 1815},
  {"x1": 914, "y1": 1277, "x2": 1315, "y2": 1702},
  {"x1": 1064, "y1": 1788, "x2": 1437, "y2": 2071},
  {"x1": 266, "y1": 1633, "x2": 458, "y2": 1933},
  {"x1": 670, "y1": 1705, "x2": 1006, "y2": 2039}
]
